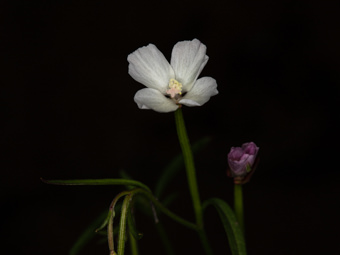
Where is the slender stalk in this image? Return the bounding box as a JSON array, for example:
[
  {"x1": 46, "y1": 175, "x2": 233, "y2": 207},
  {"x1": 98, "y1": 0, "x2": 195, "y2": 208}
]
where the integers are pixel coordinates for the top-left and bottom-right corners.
[
  {"x1": 108, "y1": 188, "x2": 203, "y2": 255},
  {"x1": 117, "y1": 194, "x2": 132, "y2": 255},
  {"x1": 108, "y1": 190, "x2": 132, "y2": 255},
  {"x1": 234, "y1": 184, "x2": 244, "y2": 233},
  {"x1": 129, "y1": 231, "x2": 139, "y2": 255},
  {"x1": 108, "y1": 213, "x2": 117, "y2": 255},
  {"x1": 198, "y1": 230, "x2": 214, "y2": 255},
  {"x1": 174, "y1": 108, "x2": 213, "y2": 255},
  {"x1": 174, "y1": 108, "x2": 203, "y2": 227}
]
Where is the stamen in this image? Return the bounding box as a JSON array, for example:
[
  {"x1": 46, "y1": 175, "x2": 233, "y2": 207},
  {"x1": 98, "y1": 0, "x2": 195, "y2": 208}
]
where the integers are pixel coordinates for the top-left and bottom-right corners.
[{"x1": 166, "y1": 79, "x2": 182, "y2": 98}]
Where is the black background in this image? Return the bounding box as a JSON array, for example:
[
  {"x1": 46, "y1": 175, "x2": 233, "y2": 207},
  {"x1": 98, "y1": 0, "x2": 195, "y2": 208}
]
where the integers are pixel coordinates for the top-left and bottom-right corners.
[{"x1": 1, "y1": 0, "x2": 339, "y2": 254}]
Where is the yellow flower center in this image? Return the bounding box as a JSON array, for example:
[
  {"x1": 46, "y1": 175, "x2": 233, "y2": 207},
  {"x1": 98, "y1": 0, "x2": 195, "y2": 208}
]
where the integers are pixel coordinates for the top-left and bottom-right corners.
[{"x1": 166, "y1": 79, "x2": 182, "y2": 98}]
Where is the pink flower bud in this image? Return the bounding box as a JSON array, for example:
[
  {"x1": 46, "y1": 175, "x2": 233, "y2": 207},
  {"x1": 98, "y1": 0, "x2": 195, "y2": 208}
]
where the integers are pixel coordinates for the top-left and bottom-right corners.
[{"x1": 228, "y1": 142, "x2": 259, "y2": 177}]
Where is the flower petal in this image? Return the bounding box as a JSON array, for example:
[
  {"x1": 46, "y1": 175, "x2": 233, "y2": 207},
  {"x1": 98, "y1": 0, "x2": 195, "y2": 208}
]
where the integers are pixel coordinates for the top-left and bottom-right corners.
[
  {"x1": 179, "y1": 77, "x2": 218, "y2": 107},
  {"x1": 170, "y1": 39, "x2": 208, "y2": 91},
  {"x1": 128, "y1": 44, "x2": 175, "y2": 92},
  {"x1": 242, "y1": 142, "x2": 259, "y2": 155},
  {"x1": 134, "y1": 88, "x2": 179, "y2": 113}
]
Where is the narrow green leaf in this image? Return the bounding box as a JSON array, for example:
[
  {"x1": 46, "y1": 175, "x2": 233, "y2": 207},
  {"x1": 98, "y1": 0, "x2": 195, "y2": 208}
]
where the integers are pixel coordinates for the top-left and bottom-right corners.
[
  {"x1": 95, "y1": 210, "x2": 112, "y2": 233},
  {"x1": 69, "y1": 211, "x2": 107, "y2": 255},
  {"x1": 96, "y1": 203, "x2": 123, "y2": 233},
  {"x1": 203, "y1": 198, "x2": 247, "y2": 255},
  {"x1": 41, "y1": 178, "x2": 151, "y2": 192},
  {"x1": 154, "y1": 136, "x2": 212, "y2": 199}
]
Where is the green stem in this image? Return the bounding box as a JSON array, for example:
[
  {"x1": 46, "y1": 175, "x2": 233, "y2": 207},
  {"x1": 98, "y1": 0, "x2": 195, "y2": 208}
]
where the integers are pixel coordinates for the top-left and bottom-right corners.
[
  {"x1": 109, "y1": 188, "x2": 203, "y2": 255},
  {"x1": 117, "y1": 194, "x2": 132, "y2": 255},
  {"x1": 198, "y1": 230, "x2": 214, "y2": 255},
  {"x1": 234, "y1": 184, "x2": 244, "y2": 234},
  {"x1": 108, "y1": 191, "x2": 132, "y2": 255},
  {"x1": 174, "y1": 108, "x2": 203, "y2": 227},
  {"x1": 129, "y1": 231, "x2": 139, "y2": 255},
  {"x1": 174, "y1": 108, "x2": 213, "y2": 255}
]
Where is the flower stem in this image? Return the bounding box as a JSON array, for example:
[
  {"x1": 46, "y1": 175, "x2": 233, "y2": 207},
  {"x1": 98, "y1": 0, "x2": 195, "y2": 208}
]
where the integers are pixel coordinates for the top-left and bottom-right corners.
[
  {"x1": 234, "y1": 184, "x2": 244, "y2": 234},
  {"x1": 174, "y1": 108, "x2": 213, "y2": 255},
  {"x1": 117, "y1": 194, "x2": 132, "y2": 255},
  {"x1": 175, "y1": 108, "x2": 202, "y2": 226}
]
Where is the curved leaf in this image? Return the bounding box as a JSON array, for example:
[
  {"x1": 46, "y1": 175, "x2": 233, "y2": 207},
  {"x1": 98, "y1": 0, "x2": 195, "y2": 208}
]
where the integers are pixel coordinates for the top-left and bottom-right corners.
[
  {"x1": 41, "y1": 178, "x2": 151, "y2": 192},
  {"x1": 203, "y1": 198, "x2": 247, "y2": 255}
]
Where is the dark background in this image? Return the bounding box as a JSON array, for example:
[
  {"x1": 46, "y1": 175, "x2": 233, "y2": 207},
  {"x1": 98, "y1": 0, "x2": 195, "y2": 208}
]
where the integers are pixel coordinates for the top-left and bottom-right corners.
[{"x1": 1, "y1": 0, "x2": 339, "y2": 254}]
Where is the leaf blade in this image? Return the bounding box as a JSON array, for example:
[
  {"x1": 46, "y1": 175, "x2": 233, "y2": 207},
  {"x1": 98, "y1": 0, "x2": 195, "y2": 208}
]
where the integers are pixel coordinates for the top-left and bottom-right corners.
[
  {"x1": 41, "y1": 178, "x2": 151, "y2": 192},
  {"x1": 203, "y1": 198, "x2": 247, "y2": 255}
]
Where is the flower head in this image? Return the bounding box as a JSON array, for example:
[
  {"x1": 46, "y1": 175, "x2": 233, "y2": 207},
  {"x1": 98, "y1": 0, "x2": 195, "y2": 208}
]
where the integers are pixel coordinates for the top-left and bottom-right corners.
[
  {"x1": 127, "y1": 39, "x2": 218, "y2": 112},
  {"x1": 227, "y1": 142, "x2": 259, "y2": 178}
]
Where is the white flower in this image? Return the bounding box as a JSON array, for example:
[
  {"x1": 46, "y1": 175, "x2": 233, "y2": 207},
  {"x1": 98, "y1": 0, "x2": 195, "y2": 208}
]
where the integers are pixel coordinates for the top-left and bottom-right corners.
[{"x1": 127, "y1": 39, "x2": 219, "y2": 113}]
